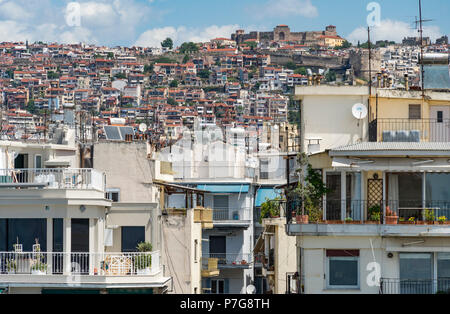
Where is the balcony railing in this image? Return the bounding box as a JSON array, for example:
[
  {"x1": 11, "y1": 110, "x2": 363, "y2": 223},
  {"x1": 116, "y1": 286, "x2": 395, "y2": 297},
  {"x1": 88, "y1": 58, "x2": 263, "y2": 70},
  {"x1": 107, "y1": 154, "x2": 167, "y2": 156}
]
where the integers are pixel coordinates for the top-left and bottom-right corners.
[
  {"x1": 380, "y1": 278, "x2": 450, "y2": 294},
  {"x1": 212, "y1": 207, "x2": 251, "y2": 221},
  {"x1": 369, "y1": 118, "x2": 450, "y2": 142},
  {"x1": 0, "y1": 168, "x2": 106, "y2": 192},
  {"x1": 202, "y1": 253, "x2": 252, "y2": 267},
  {"x1": 286, "y1": 199, "x2": 450, "y2": 224},
  {"x1": 0, "y1": 251, "x2": 160, "y2": 276}
]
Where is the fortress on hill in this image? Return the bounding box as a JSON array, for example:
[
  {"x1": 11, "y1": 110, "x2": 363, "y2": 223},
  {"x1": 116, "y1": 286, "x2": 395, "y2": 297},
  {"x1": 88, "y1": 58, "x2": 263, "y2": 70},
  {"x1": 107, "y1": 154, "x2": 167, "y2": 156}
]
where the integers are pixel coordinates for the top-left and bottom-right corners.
[{"x1": 231, "y1": 25, "x2": 339, "y2": 46}]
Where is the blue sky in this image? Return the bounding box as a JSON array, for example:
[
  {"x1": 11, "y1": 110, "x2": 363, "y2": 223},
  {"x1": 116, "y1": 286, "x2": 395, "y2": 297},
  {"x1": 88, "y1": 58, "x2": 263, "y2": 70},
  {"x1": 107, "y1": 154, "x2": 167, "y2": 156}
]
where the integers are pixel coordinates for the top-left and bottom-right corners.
[{"x1": 0, "y1": 0, "x2": 447, "y2": 47}]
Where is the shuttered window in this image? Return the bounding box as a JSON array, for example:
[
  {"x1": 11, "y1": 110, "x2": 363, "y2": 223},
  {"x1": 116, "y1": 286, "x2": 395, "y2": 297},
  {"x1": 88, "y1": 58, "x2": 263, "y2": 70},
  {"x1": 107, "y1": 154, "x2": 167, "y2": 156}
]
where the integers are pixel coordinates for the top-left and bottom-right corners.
[{"x1": 409, "y1": 104, "x2": 421, "y2": 120}]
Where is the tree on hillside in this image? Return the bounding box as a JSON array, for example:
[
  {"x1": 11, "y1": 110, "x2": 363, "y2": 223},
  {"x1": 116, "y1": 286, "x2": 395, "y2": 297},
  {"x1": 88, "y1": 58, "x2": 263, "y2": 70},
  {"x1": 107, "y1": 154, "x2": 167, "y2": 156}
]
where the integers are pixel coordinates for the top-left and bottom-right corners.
[
  {"x1": 161, "y1": 38, "x2": 174, "y2": 50},
  {"x1": 179, "y1": 42, "x2": 199, "y2": 54}
]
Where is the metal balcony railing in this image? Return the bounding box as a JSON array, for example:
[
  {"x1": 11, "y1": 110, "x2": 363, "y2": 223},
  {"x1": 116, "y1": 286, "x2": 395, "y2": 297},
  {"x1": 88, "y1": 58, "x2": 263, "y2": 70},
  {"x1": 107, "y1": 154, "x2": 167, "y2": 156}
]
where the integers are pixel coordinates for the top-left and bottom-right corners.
[
  {"x1": 369, "y1": 118, "x2": 450, "y2": 143},
  {"x1": 0, "y1": 168, "x2": 106, "y2": 192},
  {"x1": 285, "y1": 199, "x2": 450, "y2": 224},
  {"x1": 380, "y1": 278, "x2": 450, "y2": 294},
  {"x1": 212, "y1": 207, "x2": 251, "y2": 221},
  {"x1": 202, "y1": 253, "x2": 252, "y2": 267},
  {"x1": 0, "y1": 251, "x2": 160, "y2": 276}
]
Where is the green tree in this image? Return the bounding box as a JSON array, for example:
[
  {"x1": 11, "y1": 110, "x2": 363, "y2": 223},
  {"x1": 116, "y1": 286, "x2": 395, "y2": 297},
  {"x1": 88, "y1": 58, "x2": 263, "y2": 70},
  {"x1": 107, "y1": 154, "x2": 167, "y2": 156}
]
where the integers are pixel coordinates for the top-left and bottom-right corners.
[
  {"x1": 182, "y1": 54, "x2": 190, "y2": 64},
  {"x1": 114, "y1": 72, "x2": 127, "y2": 80},
  {"x1": 244, "y1": 41, "x2": 257, "y2": 50},
  {"x1": 179, "y1": 42, "x2": 199, "y2": 54},
  {"x1": 294, "y1": 67, "x2": 307, "y2": 75},
  {"x1": 27, "y1": 100, "x2": 36, "y2": 114},
  {"x1": 144, "y1": 64, "x2": 154, "y2": 74},
  {"x1": 47, "y1": 71, "x2": 60, "y2": 80},
  {"x1": 154, "y1": 57, "x2": 177, "y2": 64},
  {"x1": 325, "y1": 70, "x2": 336, "y2": 82},
  {"x1": 161, "y1": 38, "x2": 174, "y2": 50},
  {"x1": 285, "y1": 61, "x2": 297, "y2": 71},
  {"x1": 198, "y1": 69, "x2": 211, "y2": 79},
  {"x1": 167, "y1": 98, "x2": 177, "y2": 106},
  {"x1": 169, "y1": 80, "x2": 179, "y2": 88}
]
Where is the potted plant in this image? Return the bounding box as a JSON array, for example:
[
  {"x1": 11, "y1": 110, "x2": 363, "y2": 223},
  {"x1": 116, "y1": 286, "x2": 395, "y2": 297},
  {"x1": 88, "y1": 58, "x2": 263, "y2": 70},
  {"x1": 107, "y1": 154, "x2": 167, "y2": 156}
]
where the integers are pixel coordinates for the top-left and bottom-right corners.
[
  {"x1": 31, "y1": 263, "x2": 47, "y2": 275},
  {"x1": 291, "y1": 153, "x2": 328, "y2": 225},
  {"x1": 259, "y1": 198, "x2": 281, "y2": 224},
  {"x1": 425, "y1": 209, "x2": 436, "y2": 225},
  {"x1": 400, "y1": 217, "x2": 416, "y2": 225},
  {"x1": 6, "y1": 259, "x2": 17, "y2": 274},
  {"x1": 438, "y1": 216, "x2": 448, "y2": 225},
  {"x1": 367, "y1": 205, "x2": 381, "y2": 224},
  {"x1": 385, "y1": 206, "x2": 398, "y2": 225},
  {"x1": 134, "y1": 242, "x2": 153, "y2": 275}
]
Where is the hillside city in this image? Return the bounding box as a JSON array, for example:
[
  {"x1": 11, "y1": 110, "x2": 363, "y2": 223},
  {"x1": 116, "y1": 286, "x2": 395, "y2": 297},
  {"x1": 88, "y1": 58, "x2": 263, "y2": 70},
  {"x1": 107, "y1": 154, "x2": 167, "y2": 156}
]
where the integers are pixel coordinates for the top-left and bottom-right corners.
[{"x1": 1, "y1": 18, "x2": 450, "y2": 297}]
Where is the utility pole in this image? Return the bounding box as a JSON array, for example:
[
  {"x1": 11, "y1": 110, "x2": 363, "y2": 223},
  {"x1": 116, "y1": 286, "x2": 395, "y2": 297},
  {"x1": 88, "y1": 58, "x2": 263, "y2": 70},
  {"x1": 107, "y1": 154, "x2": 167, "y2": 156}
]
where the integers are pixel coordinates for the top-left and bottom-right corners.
[{"x1": 418, "y1": 0, "x2": 425, "y2": 99}]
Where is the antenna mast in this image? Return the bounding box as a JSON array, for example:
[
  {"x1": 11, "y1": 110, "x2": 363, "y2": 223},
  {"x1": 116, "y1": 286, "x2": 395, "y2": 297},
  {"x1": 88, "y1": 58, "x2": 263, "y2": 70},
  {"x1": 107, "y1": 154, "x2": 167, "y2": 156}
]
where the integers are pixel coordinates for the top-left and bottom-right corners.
[{"x1": 419, "y1": 0, "x2": 425, "y2": 98}]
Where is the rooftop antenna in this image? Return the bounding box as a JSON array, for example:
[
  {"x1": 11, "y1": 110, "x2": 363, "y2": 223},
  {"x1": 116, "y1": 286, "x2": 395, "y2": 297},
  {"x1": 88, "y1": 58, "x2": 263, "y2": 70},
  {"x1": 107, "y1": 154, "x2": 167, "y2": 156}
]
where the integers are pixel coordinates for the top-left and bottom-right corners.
[{"x1": 417, "y1": 0, "x2": 431, "y2": 99}]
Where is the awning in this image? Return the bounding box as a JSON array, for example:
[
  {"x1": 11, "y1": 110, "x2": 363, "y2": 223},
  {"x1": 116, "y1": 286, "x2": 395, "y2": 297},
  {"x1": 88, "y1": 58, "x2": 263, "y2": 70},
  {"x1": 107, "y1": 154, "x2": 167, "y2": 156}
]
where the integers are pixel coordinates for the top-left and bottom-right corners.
[
  {"x1": 332, "y1": 157, "x2": 450, "y2": 172},
  {"x1": 255, "y1": 187, "x2": 282, "y2": 207},
  {"x1": 44, "y1": 159, "x2": 71, "y2": 167},
  {"x1": 196, "y1": 184, "x2": 249, "y2": 194}
]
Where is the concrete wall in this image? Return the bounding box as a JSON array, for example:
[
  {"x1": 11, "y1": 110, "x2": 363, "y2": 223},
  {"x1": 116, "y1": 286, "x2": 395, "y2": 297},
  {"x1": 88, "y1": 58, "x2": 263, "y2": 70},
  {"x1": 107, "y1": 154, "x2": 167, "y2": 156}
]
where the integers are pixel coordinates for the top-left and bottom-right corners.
[
  {"x1": 93, "y1": 142, "x2": 156, "y2": 203},
  {"x1": 161, "y1": 210, "x2": 202, "y2": 294},
  {"x1": 297, "y1": 86, "x2": 369, "y2": 153}
]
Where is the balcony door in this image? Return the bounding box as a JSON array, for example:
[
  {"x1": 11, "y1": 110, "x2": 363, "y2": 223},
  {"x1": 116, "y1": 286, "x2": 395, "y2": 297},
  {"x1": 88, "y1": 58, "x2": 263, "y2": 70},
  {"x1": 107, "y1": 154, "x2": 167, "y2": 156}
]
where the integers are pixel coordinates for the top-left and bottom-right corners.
[
  {"x1": 209, "y1": 236, "x2": 226, "y2": 263},
  {"x1": 213, "y1": 195, "x2": 229, "y2": 220},
  {"x1": 430, "y1": 106, "x2": 450, "y2": 142},
  {"x1": 399, "y1": 253, "x2": 433, "y2": 294},
  {"x1": 71, "y1": 219, "x2": 90, "y2": 274}
]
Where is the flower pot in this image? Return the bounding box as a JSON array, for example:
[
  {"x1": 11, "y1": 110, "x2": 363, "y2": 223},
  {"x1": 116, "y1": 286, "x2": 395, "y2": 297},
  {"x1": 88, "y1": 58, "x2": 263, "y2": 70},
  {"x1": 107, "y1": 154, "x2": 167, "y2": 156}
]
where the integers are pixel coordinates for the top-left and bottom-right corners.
[
  {"x1": 325, "y1": 220, "x2": 344, "y2": 224},
  {"x1": 385, "y1": 216, "x2": 398, "y2": 225},
  {"x1": 296, "y1": 215, "x2": 309, "y2": 224},
  {"x1": 365, "y1": 221, "x2": 380, "y2": 224},
  {"x1": 136, "y1": 267, "x2": 151, "y2": 275}
]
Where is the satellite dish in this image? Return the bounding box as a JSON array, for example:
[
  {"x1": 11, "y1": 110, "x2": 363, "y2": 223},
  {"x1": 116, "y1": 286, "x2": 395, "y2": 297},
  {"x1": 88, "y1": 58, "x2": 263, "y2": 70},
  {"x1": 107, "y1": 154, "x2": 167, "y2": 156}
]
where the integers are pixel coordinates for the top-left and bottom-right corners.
[
  {"x1": 139, "y1": 123, "x2": 147, "y2": 133},
  {"x1": 352, "y1": 103, "x2": 368, "y2": 120},
  {"x1": 246, "y1": 285, "x2": 256, "y2": 294}
]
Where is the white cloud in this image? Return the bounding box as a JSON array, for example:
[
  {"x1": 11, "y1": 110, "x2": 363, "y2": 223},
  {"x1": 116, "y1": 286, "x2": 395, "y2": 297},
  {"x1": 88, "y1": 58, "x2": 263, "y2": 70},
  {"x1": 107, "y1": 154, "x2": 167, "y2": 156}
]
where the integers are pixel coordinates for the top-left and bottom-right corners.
[
  {"x1": 0, "y1": 0, "x2": 157, "y2": 45},
  {"x1": 135, "y1": 24, "x2": 240, "y2": 48},
  {"x1": 250, "y1": 0, "x2": 318, "y2": 19},
  {"x1": 347, "y1": 19, "x2": 443, "y2": 44}
]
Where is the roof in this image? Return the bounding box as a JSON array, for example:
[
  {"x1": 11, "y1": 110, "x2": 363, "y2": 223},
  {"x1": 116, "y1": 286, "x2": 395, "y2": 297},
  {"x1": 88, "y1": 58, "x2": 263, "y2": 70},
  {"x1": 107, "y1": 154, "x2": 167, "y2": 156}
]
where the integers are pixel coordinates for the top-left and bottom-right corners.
[{"x1": 330, "y1": 142, "x2": 450, "y2": 157}]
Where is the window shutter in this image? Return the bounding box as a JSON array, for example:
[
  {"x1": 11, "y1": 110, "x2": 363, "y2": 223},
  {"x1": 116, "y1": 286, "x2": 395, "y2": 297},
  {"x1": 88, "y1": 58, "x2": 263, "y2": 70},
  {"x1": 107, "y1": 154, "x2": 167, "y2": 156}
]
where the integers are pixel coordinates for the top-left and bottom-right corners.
[{"x1": 409, "y1": 104, "x2": 421, "y2": 120}]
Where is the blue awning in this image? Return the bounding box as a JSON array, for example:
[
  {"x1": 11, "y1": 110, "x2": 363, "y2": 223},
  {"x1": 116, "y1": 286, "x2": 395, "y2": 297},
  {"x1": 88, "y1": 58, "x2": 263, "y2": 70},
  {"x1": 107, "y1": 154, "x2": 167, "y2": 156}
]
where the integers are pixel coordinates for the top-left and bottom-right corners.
[
  {"x1": 255, "y1": 187, "x2": 282, "y2": 207},
  {"x1": 196, "y1": 184, "x2": 249, "y2": 194}
]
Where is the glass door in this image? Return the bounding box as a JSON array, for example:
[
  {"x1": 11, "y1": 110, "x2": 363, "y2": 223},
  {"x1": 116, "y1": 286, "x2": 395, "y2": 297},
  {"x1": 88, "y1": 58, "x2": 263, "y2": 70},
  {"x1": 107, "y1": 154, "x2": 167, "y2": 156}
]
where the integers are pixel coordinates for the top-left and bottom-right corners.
[{"x1": 399, "y1": 253, "x2": 433, "y2": 294}]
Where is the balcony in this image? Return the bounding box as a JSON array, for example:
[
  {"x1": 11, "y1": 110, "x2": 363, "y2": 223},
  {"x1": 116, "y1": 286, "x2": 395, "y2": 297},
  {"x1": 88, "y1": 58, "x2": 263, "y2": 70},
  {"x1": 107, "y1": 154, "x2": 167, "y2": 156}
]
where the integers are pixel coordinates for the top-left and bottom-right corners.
[
  {"x1": 369, "y1": 118, "x2": 450, "y2": 143},
  {"x1": 286, "y1": 200, "x2": 450, "y2": 236},
  {"x1": 202, "y1": 253, "x2": 252, "y2": 269},
  {"x1": 212, "y1": 207, "x2": 252, "y2": 228},
  {"x1": 0, "y1": 251, "x2": 168, "y2": 288},
  {"x1": 0, "y1": 168, "x2": 106, "y2": 192},
  {"x1": 380, "y1": 278, "x2": 450, "y2": 294}
]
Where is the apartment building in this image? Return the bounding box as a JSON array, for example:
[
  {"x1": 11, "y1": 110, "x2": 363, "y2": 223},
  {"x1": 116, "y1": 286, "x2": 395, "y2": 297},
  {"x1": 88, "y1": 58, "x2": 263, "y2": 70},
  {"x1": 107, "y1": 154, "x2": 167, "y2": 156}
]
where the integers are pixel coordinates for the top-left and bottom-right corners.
[
  {"x1": 0, "y1": 134, "x2": 171, "y2": 294},
  {"x1": 284, "y1": 85, "x2": 450, "y2": 294}
]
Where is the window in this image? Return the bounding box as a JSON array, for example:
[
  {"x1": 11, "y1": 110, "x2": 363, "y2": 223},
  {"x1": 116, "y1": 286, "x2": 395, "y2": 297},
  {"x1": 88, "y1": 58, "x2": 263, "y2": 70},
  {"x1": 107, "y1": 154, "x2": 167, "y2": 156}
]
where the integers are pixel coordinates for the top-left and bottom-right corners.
[
  {"x1": 106, "y1": 189, "x2": 120, "y2": 202},
  {"x1": 260, "y1": 159, "x2": 269, "y2": 180},
  {"x1": 211, "y1": 279, "x2": 225, "y2": 294},
  {"x1": 121, "y1": 226, "x2": 145, "y2": 252},
  {"x1": 35, "y1": 155, "x2": 42, "y2": 169},
  {"x1": 409, "y1": 104, "x2": 421, "y2": 120},
  {"x1": 326, "y1": 250, "x2": 359, "y2": 289},
  {"x1": 437, "y1": 111, "x2": 444, "y2": 123}
]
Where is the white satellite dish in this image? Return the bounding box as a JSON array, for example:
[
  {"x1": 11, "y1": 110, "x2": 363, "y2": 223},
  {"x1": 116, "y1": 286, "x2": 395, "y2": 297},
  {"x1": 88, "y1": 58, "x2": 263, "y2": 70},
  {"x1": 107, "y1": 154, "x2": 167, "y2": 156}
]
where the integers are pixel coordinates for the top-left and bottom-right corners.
[
  {"x1": 352, "y1": 103, "x2": 368, "y2": 120},
  {"x1": 246, "y1": 285, "x2": 256, "y2": 294},
  {"x1": 139, "y1": 123, "x2": 147, "y2": 133}
]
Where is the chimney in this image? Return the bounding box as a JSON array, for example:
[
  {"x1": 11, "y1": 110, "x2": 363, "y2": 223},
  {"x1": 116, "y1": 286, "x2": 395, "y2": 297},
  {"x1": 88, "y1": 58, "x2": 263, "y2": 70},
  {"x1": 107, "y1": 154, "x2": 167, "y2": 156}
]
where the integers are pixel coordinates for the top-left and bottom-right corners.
[
  {"x1": 308, "y1": 75, "x2": 313, "y2": 86},
  {"x1": 377, "y1": 73, "x2": 382, "y2": 88},
  {"x1": 404, "y1": 74, "x2": 409, "y2": 91},
  {"x1": 383, "y1": 74, "x2": 388, "y2": 88},
  {"x1": 388, "y1": 77, "x2": 393, "y2": 88},
  {"x1": 316, "y1": 75, "x2": 321, "y2": 86}
]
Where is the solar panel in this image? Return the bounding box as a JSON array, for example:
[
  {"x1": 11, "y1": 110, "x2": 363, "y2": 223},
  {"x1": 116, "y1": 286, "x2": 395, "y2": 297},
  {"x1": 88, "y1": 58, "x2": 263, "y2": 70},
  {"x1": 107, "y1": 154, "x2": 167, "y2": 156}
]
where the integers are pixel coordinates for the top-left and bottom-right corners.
[
  {"x1": 119, "y1": 126, "x2": 134, "y2": 139},
  {"x1": 423, "y1": 65, "x2": 450, "y2": 90},
  {"x1": 104, "y1": 126, "x2": 135, "y2": 141},
  {"x1": 104, "y1": 126, "x2": 122, "y2": 140}
]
